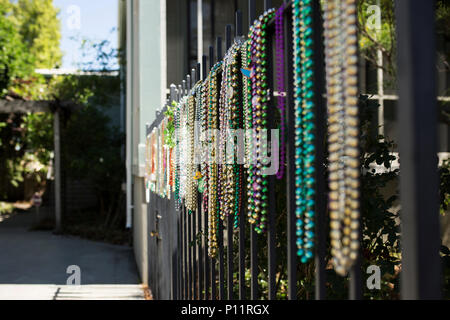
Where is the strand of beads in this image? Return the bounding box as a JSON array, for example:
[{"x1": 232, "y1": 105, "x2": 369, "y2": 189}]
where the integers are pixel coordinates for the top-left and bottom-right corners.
[
  {"x1": 292, "y1": 0, "x2": 316, "y2": 263},
  {"x1": 179, "y1": 97, "x2": 188, "y2": 201},
  {"x1": 185, "y1": 92, "x2": 198, "y2": 212},
  {"x1": 275, "y1": 4, "x2": 287, "y2": 180},
  {"x1": 219, "y1": 55, "x2": 233, "y2": 221},
  {"x1": 324, "y1": 0, "x2": 360, "y2": 276},
  {"x1": 247, "y1": 8, "x2": 275, "y2": 234},
  {"x1": 174, "y1": 100, "x2": 182, "y2": 211},
  {"x1": 201, "y1": 80, "x2": 210, "y2": 216},
  {"x1": 207, "y1": 62, "x2": 222, "y2": 257},
  {"x1": 242, "y1": 41, "x2": 253, "y2": 170}
]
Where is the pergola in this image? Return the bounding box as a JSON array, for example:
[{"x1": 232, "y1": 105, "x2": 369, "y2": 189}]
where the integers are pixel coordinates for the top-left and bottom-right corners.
[{"x1": 0, "y1": 98, "x2": 80, "y2": 232}]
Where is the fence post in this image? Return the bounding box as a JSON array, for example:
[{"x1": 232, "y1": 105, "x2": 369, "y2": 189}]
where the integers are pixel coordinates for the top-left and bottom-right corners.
[
  {"x1": 395, "y1": 0, "x2": 442, "y2": 300},
  {"x1": 283, "y1": 0, "x2": 297, "y2": 301},
  {"x1": 309, "y1": 0, "x2": 327, "y2": 301}
]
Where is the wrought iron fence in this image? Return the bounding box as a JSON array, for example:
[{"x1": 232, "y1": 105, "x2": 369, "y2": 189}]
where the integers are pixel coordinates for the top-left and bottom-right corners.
[{"x1": 144, "y1": 0, "x2": 443, "y2": 300}]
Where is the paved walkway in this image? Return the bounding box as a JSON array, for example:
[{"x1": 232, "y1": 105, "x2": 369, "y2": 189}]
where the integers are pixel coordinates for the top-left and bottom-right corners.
[{"x1": 0, "y1": 210, "x2": 145, "y2": 300}]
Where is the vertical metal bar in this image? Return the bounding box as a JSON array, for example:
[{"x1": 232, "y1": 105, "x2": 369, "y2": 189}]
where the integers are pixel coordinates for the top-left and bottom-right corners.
[
  {"x1": 192, "y1": 208, "x2": 197, "y2": 299},
  {"x1": 312, "y1": 0, "x2": 327, "y2": 301},
  {"x1": 266, "y1": 26, "x2": 276, "y2": 301},
  {"x1": 227, "y1": 215, "x2": 234, "y2": 300},
  {"x1": 248, "y1": 0, "x2": 258, "y2": 301},
  {"x1": 202, "y1": 55, "x2": 208, "y2": 80},
  {"x1": 204, "y1": 198, "x2": 210, "y2": 300},
  {"x1": 182, "y1": 206, "x2": 186, "y2": 299},
  {"x1": 248, "y1": 0, "x2": 255, "y2": 26},
  {"x1": 264, "y1": 0, "x2": 272, "y2": 10},
  {"x1": 238, "y1": 191, "x2": 246, "y2": 300},
  {"x1": 53, "y1": 109, "x2": 61, "y2": 232},
  {"x1": 197, "y1": 63, "x2": 201, "y2": 83},
  {"x1": 187, "y1": 75, "x2": 192, "y2": 91},
  {"x1": 235, "y1": 10, "x2": 242, "y2": 38},
  {"x1": 226, "y1": 24, "x2": 232, "y2": 50},
  {"x1": 187, "y1": 0, "x2": 192, "y2": 75},
  {"x1": 211, "y1": 258, "x2": 217, "y2": 299},
  {"x1": 225, "y1": 24, "x2": 234, "y2": 301},
  {"x1": 216, "y1": 35, "x2": 225, "y2": 301},
  {"x1": 201, "y1": 53, "x2": 209, "y2": 299},
  {"x1": 236, "y1": 9, "x2": 246, "y2": 301},
  {"x1": 218, "y1": 220, "x2": 225, "y2": 300},
  {"x1": 210, "y1": 0, "x2": 215, "y2": 43},
  {"x1": 188, "y1": 208, "x2": 193, "y2": 299},
  {"x1": 250, "y1": 226, "x2": 258, "y2": 299},
  {"x1": 216, "y1": 37, "x2": 223, "y2": 61},
  {"x1": 170, "y1": 85, "x2": 179, "y2": 300},
  {"x1": 395, "y1": 0, "x2": 442, "y2": 300},
  {"x1": 209, "y1": 46, "x2": 215, "y2": 68},
  {"x1": 178, "y1": 206, "x2": 183, "y2": 300},
  {"x1": 191, "y1": 68, "x2": 197, "y2": 85},
  {"x1": 284, "y1": 0, "x2": 297, "y2": 300},
  {"x1": 197, "y1": 195, "x2": 203, "y2": 299}
]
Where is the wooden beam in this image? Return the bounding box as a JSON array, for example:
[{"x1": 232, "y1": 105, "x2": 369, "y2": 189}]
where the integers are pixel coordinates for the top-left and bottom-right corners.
[
  {"x1": 0, "y1": 99, "x2": 81, "y2": 114},
  {"x1": 0, "y1": 100, "x2": 51, "y2": 113}
]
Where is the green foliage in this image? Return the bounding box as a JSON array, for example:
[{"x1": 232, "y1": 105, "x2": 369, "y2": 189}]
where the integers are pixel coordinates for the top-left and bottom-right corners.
[
  {"x1": 439, "y1": 159, "x2": 450, "y2": 215},
  {"x1": 359, "y1": 96, "x2": 401, "y2": 300},
  {"x1": 0, "y1": 2, "x2": 35, "y2": 96},
  {"x1": 357, "y1": 0, "x2": 396, "y2": 77},
  {"x1": 163, "y1": 102, "x2": 176, "y2": 148},
  {"x1": 20, "y1": 112, "x2": 53, "y2": 165},
  {"x1": 48, "y1": 75, "x2": 94, "y2": 105},
  {"x1": 0, "y1": 201, "x2": 14, "y2": 215},
  {"x1": 11, "y1": 0, "x2": 62, "y2": 69}
]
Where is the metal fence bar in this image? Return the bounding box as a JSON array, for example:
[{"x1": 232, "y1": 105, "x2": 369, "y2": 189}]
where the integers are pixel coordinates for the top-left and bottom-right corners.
[
  {"x1": 395, "y1": 0, "x2": 442, "y2": 300},
  {"x1": 183, "y1": 206, "x2": 188, "y2": 299},
  {"x1": 216, "y1": 36, "x2": 226, "y2": 301},
  {"x1": 265, "y1": 12, "x2": 276, "y2": 300},
  {"x1": 225, "y1": 24, "x2": 235, "y2": 301},
  {"x1": 311, "y1": 0, "x2": 327, "y2": 301},
  {"x1": 235, "y1": 9, "x2": 246, "y2": 301},
  {"x1": 201, "y1": 54, "x2": 210, "y2": 301},
  {"x1": 188, "y1": 207, "x2": 193, "y2": 299},
  {"x1": 169, "y1": 85, "x2": 179, "y2": 300},
  {"x1": 284, "y1": 0, "x2": 297, "y2": 300},
  {"x1": 248, "y1": 0, "x2": 259, "y2": 301}
]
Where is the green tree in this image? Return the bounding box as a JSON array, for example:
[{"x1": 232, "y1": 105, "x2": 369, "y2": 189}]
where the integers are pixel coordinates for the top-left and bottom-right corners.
[
  {"x1": 0, "y1": 1, "x2": 34, "y2": 96},
  {"x1": 11, "y1": 0, "x2": 62, "y2": 69}
]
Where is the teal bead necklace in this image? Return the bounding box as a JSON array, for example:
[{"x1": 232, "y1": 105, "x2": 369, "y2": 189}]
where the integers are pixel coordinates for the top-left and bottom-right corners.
[{"x1": 292, "y1": 0, "x2": 316, "y2": 263}]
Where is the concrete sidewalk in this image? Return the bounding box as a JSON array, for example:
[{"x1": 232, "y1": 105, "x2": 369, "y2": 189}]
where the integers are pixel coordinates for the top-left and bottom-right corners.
[
  {"x1": 0, "y1": 285, "x2": 146, "y2": 300},
  {"x1": 0, "y1": 210, "x2": 145, "y2": 300}
]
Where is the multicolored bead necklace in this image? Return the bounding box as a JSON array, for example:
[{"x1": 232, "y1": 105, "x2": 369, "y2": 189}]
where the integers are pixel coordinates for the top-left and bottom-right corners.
[
  {"x1": 292, "y1": 0, "x2": 316, "y2": 263},
  {"x1": 323, "y1": 0, "x2": 360, "y2": 276},
  {"x1": 247, "y1": 8, "x2": 275, "y2": 234}
]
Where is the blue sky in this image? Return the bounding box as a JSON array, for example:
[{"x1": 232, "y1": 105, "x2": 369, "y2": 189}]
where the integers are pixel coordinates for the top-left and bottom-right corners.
[{"x1": 53, "y1": 0, "x2": 119, "y2": 70}]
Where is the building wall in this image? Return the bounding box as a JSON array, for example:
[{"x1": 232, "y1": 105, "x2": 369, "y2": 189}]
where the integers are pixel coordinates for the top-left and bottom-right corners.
[{"x1": 126, "y1": 0, "x2": 167, "y2": 286}]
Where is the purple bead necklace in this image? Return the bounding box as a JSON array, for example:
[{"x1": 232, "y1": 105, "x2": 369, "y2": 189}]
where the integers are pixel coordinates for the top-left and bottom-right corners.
[{"x1": 275, "y1": 4, "x2": 286, "y2": 180}]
